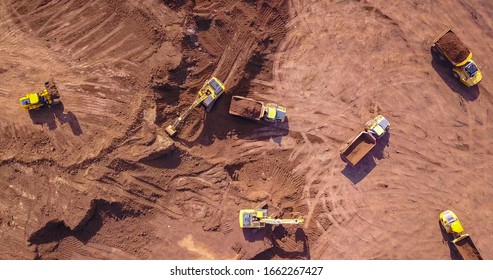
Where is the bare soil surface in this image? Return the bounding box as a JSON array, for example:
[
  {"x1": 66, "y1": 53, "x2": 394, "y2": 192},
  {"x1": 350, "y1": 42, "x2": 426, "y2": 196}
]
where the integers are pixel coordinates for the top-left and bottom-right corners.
[
  {"x1": 229, "y1": 97, "x2": 263, "y2": 120},
  {"x1": 1, "y1": 0, "x2": 493, "y2": 260},
  {"x1": 436, "y1": 30, "x2": 470, "y2": 64}
]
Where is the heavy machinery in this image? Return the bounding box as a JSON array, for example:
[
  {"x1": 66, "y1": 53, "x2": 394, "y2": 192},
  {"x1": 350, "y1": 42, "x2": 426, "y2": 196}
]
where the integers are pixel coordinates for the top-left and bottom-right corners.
[
  {"x1": 439, "y1": 210, "x2": 483, "y2": 260},
  {"x1": 19, "y1": 80, "x2": 61, "y2": 110},
  {"x1": 432, "y1": 28, "x2": 482, "y2": 87},
  {"x1": 239, "y1": 209, "x2": 304, "y2": 229},
  {"x1": 165, "y1": 77, "x2": 225, "y2": 137},
  {"x1": 229, "y1": 95, "x2": 287, "y2": 123},
  {"x1": 340, "y1": 115, "x2": 390, "y2": 165}
]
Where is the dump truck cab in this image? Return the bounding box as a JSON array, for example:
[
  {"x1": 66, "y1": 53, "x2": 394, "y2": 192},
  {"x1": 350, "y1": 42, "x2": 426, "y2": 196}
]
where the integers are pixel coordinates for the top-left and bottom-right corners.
[
  {"x1": 439, "y1": 210, "x2": 464, "y2": 235},
  {"x1": 453, "y1": 59, "x2": 482, "y2": 87},
  {"x1": 365, "y1": 115, "x2": 390, "y2": 139},
  {"x1": 264, "y1": 103, "x2": 287, "y2": 122}
]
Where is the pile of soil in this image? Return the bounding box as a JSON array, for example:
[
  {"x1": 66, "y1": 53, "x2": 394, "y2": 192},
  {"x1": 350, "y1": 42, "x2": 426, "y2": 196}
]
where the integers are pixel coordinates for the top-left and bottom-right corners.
[
  {"x1": 230, "y1": 98, "x2": 263, "y2": 119},
  {"x1": 436, "y1": 31, "x2": 470, "y2": 64},
  {"x1": 45, "y1": 79, "x2": 60, "y2": 99}
]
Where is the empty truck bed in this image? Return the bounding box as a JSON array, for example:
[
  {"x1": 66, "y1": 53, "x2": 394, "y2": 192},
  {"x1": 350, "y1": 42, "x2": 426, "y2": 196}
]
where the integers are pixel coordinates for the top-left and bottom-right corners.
[
  {"x1": 455, "y1": 236, "x2": 483, "y2": 260},
  {"x1": 341, "y1": 132, "x2": 376, "y2": 165}
]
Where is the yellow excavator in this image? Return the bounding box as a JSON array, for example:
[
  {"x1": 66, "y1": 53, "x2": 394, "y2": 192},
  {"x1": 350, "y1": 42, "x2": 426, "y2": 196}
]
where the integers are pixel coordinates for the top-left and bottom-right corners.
[
  {"x1": 165, "y1": 77, "x2": 225, "y2": 137},
  {"x1": 19, "y1": 80, "x2": 61, "y2": 110},
  {"x1": 239, "y1": 209, "x2": 304, "y2": 229}
]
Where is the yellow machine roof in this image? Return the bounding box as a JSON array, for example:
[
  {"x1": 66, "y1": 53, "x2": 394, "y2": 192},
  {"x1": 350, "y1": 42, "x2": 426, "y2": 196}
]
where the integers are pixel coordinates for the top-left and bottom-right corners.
[
  {"x1": 450, "y1": 220, "x2": 464, "y2": 233},
  {"x1": 267, "y1": 108, "x2": 276, "y2": 119},
  {"x1": 28, "y1": 93, "x2": 39, "y2": 104},
  {"x1": 372, "y1": 125, "x2": 385, "y2": 136}
]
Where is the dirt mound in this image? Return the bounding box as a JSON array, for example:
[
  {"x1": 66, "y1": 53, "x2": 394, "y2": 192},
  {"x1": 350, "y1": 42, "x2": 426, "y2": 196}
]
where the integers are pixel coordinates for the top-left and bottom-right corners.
[{"x1": 436, "y1": 31, "x2": 470, "y2": 63}]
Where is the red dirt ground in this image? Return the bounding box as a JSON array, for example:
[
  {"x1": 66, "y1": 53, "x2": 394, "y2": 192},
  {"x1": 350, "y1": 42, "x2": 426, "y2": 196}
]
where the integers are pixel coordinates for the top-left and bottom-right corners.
[{"x1": 1, "y1": 0, "x2": 493, "y2": 260}]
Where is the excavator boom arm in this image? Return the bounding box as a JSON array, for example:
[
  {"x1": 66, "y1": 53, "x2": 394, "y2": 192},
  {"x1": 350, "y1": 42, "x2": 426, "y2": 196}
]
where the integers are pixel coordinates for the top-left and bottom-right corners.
[
  {"x1": 170, "y1": 95, "x2": 208, "y2": 128},
  {"x1": 260, "y1": 218, "x2": 304, "y2": 225}
]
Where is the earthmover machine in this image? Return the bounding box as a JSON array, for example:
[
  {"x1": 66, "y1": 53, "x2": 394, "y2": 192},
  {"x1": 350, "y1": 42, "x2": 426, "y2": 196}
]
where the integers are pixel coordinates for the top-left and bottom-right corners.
[
  {"x1": 340, "y1": 115, "x2": 390, "y2": 166},
  {"x1": 432, "y1": 28, "x2": 482, "y2": 87},
  {"x1": 19, "y1": 80, "x2": 61, "y2": 110},
  {"x1": 439, "y1": 210, "x2": 483, "y2": 260},
  {"x1": 239, "y1": 209, "x2": 304, "y2": 229},
  {"x1": 165, "y1": 77, "x2": 225, "y2": 137},
  {"x1": 229, "y1": 95, "x2": 287, "y2": 123}
]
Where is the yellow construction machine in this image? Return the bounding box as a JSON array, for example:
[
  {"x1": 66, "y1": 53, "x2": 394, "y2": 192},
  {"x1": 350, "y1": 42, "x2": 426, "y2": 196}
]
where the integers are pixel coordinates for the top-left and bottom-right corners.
[
  {"x1": 439, "y1": 210, "x2": 483, "y2": 260},
  {"x1": 239, "y1": 209, "x2": 304, "y2": 229},
  {"x1": 165, "y1": 77, "x2": 225, "y2": 137},
  {"x1": 19, "y1": 80, "x2": 61, "y2": 110}
]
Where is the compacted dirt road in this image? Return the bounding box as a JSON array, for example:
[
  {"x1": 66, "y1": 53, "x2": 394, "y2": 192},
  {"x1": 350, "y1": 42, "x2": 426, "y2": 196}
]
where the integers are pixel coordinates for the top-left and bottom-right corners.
[{"x1": 1, "y1": 0, "x2": 492, "y2": 259}]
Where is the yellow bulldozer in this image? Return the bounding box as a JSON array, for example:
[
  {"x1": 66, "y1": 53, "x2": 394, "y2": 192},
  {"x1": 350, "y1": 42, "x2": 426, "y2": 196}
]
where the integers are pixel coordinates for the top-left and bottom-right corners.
[
  {"x1": 19, "y1": 80, "x2": 61, "y2": 110},
  {"x1": 239, "y1": 209, "x2": 304, "y2": 229},
  {"x1": 165, "y1": 77, "x2": 225, "y2": 137}
]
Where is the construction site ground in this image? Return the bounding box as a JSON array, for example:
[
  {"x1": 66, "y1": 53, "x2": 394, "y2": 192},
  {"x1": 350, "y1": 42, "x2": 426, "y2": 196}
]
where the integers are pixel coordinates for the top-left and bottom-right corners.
[{"x1": 1, "y1": 0, "x2": 493, "y2": 260}]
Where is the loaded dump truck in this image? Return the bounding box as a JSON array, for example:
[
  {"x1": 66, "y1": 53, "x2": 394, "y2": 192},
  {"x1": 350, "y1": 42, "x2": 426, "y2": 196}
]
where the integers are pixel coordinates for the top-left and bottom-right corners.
[
  {"x1": 340, "y1": 115, "x2": 389, "y2": 166},
  {"x1": 439, "y1": 210, "x2": 483, "y2": 260},
  {"x1": 432, "y1": 28, "x2": 482, "y2": 87},
  {"x1": 229, "y1": 95, "x2": 286, "y2": 123}
]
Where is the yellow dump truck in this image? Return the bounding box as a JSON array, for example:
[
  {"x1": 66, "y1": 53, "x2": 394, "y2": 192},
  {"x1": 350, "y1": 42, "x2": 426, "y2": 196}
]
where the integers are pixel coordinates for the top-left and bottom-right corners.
[
  {"x1": 432, "y1": 29, "x2": 482, "y2": 87},
  {"x1": 439, "y1": 210, "x2": 483, "y2": 260},
  {"x1": 340, "y1": 115, "x2": 389, "y2": 166},
  {"x1": 229, "y1": 95, "x2": 287, "y2": 123}
]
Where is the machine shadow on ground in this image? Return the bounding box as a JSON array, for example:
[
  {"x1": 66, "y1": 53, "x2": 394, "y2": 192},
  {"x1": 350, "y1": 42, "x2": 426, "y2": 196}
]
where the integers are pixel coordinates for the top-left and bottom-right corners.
[
  {"x1": 430, "y1": 50, "x2": 480, "y2": 102},
  {"x1": 140, "y1": 148, "x2": 182, "y2": 169},
  {"x1": 242, "y1": 226, "x2": 272, "y2": 242},
  {"x1": 28, "y1": 103, "x2": 82, "y2": 135},
  {"x1": 438, "y1": 220, "x2": 462, "y2": 260},
  {"x1": 251, "y1": 227, "x2": 310, "y2": 260},
  {"x1": 341, "y1": 132, "x2": 390, "y2": 184},
  {"x1": 28, "y1": 200, "x2": 142, "y2": 250}
]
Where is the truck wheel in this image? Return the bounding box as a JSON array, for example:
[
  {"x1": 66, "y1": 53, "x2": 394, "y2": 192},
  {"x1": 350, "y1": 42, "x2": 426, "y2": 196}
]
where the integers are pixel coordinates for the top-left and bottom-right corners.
[
  {"x1": 453, "y1": 72, "x2": 460, "y2": 80},
  {"x1": 438, "y1": 53, "x2": 446, "y2": 62}
]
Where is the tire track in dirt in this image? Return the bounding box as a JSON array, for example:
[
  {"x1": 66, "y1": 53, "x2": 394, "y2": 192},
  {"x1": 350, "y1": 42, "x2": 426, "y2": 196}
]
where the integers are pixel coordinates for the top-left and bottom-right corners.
[{"x1": 268, "y1": 0, "x2": 493, "y2": 259}]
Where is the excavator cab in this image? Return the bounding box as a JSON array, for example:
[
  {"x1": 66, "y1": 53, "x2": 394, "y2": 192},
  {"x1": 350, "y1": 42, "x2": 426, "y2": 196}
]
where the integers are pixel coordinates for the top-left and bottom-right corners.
[
  {"x1": 240, "y1": 209, "x2": 267, "y2": 228},
  {"x1": 199, "y1": 77, "x2": 225, "y2": 112}
]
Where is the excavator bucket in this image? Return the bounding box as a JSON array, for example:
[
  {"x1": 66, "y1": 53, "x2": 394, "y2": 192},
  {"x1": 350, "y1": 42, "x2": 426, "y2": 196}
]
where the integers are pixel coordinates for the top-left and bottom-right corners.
[{"x1": 165, "y1": 125, "x2": 177, "y2": 137}]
